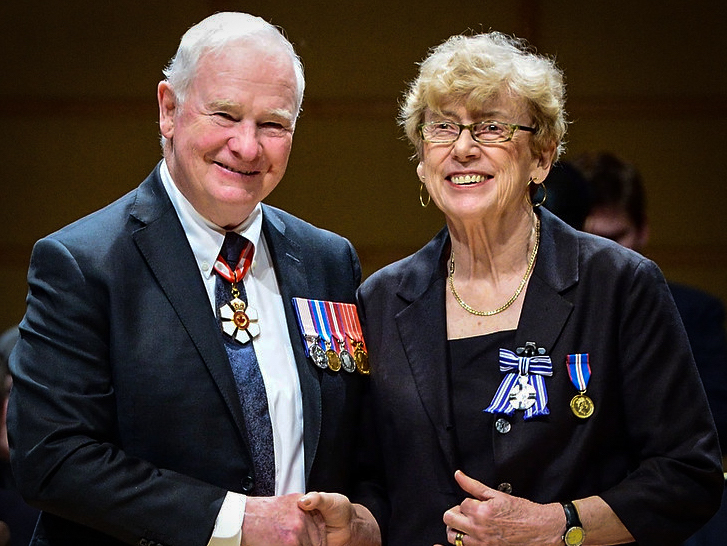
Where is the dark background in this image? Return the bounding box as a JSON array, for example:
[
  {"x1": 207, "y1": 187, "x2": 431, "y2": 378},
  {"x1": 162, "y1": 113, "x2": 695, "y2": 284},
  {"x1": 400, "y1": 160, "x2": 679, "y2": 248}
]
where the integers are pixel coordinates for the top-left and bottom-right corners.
[{"x1": 2, "y1": 0, "x2": 725, "y2": 330}]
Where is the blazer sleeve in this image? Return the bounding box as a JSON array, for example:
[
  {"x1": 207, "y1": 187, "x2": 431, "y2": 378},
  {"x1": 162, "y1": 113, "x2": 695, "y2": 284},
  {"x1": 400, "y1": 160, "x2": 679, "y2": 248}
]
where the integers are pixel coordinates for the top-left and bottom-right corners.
[
  {"x1": 8, "y1": 236, "x2": 225, "y2": 546},
  {"x1": 670, "y1": 283, "x2": 727, "y2": 450},
  {"x1": 598, "y1": 258, "x2": 723, "y2": 546}
]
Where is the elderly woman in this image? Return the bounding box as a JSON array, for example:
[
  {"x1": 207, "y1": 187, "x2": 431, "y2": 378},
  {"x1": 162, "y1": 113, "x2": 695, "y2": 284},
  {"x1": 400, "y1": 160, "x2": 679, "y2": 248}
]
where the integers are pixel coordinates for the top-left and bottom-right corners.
[{"x1": 348, "y1": 32, "x2": 723, "y2": 546}]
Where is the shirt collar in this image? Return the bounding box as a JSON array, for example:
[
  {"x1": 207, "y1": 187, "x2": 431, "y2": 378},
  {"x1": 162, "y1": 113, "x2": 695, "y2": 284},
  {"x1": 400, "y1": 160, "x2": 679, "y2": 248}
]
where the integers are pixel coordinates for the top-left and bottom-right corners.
[{"x1": 160, "y1": 159, "x2": 264, "y2": 280}]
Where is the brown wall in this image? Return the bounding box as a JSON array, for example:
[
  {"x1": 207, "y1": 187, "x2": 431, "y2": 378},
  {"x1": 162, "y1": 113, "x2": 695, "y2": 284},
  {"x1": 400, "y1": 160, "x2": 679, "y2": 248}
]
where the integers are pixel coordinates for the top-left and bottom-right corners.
[{"x1": 2, "y1": 0, "x2": 726, "y2": 330}]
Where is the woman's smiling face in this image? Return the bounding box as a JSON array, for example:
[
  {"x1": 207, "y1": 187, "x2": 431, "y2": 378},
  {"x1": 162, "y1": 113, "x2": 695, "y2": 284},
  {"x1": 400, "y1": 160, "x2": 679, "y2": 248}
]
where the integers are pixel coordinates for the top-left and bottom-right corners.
[{"x1": 417, "y1": 94, "x2": 549, "y2": 224}]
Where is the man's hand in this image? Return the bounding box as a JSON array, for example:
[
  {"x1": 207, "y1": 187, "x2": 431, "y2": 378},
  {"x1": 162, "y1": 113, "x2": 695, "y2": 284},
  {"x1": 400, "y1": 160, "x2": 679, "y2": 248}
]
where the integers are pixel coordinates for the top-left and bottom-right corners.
[
  {"x1": 298, "y1": 492, "x2": 381, "y2": 546},
  {"x1": 241, "y1": 493, "x2": 325, "y2": 546}
]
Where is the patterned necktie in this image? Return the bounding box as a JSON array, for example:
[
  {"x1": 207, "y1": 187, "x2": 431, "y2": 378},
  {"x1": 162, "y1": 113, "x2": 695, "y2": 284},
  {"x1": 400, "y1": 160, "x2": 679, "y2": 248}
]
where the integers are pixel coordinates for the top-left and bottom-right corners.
[{"x1": 215, "y1": 231, "x2": 275, "y2": 496}]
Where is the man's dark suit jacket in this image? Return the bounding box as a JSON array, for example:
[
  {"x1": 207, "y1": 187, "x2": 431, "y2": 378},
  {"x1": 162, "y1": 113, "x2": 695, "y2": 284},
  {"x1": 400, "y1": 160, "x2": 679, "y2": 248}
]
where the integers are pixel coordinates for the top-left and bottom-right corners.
[
  {"x1": 8, "y1": 165, "x2": 365, "y2": 546},
  {"x1": 354, "y1": 208, "x2": 723, "y2": 546}
]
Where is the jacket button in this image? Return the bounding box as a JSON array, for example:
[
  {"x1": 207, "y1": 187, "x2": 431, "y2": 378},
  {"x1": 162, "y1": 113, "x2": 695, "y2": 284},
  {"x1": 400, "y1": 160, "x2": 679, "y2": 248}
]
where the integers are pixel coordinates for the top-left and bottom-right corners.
[
  {"x1": 495, "y1": 418, "x2": 511, "y2": 434},
  {"x1": 241, "y1": 475, "x2": 254, "y2": 493},
  {"x1": 497, "y1": 482, "x2": 513, "y2": 494}
]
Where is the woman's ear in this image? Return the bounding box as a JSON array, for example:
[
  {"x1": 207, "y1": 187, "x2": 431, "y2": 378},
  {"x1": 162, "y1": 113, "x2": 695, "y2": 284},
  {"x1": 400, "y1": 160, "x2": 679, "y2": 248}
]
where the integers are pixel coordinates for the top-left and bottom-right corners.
[
  {"x1": 532, "y1": 144, "x2": 557, "y2": 182},
  {"x1": 416, "y1": 162, "x2": 425, "y2": 181}
]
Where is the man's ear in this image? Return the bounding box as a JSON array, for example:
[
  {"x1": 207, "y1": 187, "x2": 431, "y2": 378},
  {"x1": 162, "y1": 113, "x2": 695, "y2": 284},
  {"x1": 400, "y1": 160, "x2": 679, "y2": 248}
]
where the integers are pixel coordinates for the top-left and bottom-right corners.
[{"x1": 158, "y1": 81, "x2": 177, "y2": 140}]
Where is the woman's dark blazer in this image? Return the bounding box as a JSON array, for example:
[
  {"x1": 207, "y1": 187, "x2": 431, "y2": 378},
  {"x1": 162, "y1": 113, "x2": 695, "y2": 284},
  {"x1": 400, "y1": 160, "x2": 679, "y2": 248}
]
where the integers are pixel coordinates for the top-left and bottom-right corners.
[
  {"x1": 7, "y1": 165, "x2": 365, "y2": 546},
  {"x1": 355, "y1": 208, "x2": 722, "y2": 546}
]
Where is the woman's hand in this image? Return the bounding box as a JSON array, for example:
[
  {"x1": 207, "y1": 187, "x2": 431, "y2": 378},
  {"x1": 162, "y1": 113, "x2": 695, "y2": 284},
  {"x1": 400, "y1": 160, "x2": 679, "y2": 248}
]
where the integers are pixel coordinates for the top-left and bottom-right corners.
[
  {"x1": 298, "y1": 492, "x2": 381, "y2": 546},
  {"x1": 437, "y1": 470, "x2": 564, "y2": 546}
]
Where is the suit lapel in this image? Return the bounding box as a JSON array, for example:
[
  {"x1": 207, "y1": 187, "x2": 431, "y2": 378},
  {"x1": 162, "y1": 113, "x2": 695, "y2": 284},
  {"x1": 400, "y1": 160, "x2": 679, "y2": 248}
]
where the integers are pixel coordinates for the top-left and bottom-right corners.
[
  {"x1": 516, "y1": 275, "x2": 574, "y2": 352},
  {"x1": 516, "y1": 209, "x2": 578, "y2": 352},
  {"x1": 395, "y1": 229, "x2": 459, "y2": 472},
  {"x1": 396, "y1": 277, "x2": 458, "y2": 472},
  {"x1": 261, "y1": 206, "x2": 321, "y2": 481},
  {"x1": 130, "y1": 167, "x2": 248, "y2": 437}
]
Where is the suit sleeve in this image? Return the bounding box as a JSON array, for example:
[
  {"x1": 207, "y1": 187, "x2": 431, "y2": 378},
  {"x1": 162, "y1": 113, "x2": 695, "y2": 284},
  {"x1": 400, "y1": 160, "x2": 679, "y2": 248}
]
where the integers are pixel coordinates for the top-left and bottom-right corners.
[
  {"x1": 598, "y1": 259, "x2": 723, "y2": 546},
  {"x1": 671, "y1": 286, "x2": 727, "y2": 450},
  {"x1": 8, "y1": 237, "x2": 225, "y2": 546}
]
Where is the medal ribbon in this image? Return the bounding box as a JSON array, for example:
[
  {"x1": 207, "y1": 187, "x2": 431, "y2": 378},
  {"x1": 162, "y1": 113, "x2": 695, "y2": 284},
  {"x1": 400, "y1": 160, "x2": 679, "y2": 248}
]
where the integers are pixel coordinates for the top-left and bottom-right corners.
[
  {"x1": 325, "y1": 301, "x2": 346, "y2": 351},
  {"x1": 340, "y1": 303, "x2": 367, "y2": 351},
  {"x1": 214, "y1": 239, "x2": 254, "y2": 283},
  {"x1": 309, "y1": 300, "x2": 332, "y2": 347},
  {"x1": 292, "y1": 298, "x2": 366, "y2": 358},
  {"x1": 484, "y1": 348, "x2": 553, "y2": 419},
  {"x1": 566, "y1": 353, "x2": 590, "y2": 392},
  {"x1": 333, "y1": 303, "x2": 354, "y2": 353},
  {"x1": 292, "y1": 297, "x2": 320, "y2": 357}
]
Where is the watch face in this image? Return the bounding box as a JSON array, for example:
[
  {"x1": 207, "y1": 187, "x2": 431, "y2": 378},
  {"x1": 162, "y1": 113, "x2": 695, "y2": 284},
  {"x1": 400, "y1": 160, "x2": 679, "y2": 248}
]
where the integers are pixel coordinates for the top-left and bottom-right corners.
[{"x1": 564, "y1": 526, "x2": 585, "y2": 546}]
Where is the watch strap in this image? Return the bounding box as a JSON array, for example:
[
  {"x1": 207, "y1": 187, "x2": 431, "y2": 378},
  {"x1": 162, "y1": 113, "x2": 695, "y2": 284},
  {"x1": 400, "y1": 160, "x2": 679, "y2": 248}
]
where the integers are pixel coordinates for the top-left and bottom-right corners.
[
  {"x1": 561, "y1": 502, "x2": 585, "y2": 546},
  {"x1": 561, "y1": 501, "x2": 582, "y2": 528}
]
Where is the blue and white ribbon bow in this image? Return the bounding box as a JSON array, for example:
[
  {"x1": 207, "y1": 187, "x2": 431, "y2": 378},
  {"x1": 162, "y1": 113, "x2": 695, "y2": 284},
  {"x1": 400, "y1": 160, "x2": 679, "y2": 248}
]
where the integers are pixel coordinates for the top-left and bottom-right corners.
[{"x1": 484, "y1": 348, "x2": 553, "y2": 420}]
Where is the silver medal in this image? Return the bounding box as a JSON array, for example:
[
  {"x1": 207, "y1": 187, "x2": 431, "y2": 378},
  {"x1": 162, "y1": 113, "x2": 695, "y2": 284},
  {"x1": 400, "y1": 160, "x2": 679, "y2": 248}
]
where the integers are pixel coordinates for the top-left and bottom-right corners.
[
  {"x1": 309, "y1": 342, "x2": 329, "y2": 369},
  {"x1": 339, "y1": 349, "x2": 356, "y2": 373}
]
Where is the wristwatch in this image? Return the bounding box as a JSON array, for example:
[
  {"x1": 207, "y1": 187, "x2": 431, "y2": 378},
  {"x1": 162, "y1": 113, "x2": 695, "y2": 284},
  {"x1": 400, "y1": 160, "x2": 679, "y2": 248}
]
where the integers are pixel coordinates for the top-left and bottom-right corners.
[{"x1": 561, "y1": 501, "x2": 585, "y2": 546}]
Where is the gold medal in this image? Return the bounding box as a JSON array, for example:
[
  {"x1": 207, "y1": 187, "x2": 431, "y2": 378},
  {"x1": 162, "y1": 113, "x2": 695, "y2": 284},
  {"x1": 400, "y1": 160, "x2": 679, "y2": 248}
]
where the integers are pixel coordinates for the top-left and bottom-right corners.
[
  {"x1": 570, "y1": 392, "x2": 594, "y2": 419},
  {"x1": 353, "y1": 342, "x2": 370, "y2": 375},
  {"x1": 326, "y1": 342, "x2": 342, "y2": 372}
]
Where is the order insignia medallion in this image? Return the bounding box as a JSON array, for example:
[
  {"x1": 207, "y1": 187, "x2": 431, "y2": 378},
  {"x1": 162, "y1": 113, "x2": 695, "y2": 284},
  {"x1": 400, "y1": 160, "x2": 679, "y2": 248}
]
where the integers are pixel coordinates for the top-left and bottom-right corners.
[{"x1": 508, "y1": 376, "x2": 537, "y2": 410}]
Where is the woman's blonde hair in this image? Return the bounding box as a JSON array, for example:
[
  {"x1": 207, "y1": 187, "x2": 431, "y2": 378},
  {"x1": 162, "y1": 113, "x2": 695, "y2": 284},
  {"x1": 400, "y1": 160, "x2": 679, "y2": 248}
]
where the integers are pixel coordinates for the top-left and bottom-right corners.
[{"x1": 400, "y1": 32, "x2": 567, "y2": 161}]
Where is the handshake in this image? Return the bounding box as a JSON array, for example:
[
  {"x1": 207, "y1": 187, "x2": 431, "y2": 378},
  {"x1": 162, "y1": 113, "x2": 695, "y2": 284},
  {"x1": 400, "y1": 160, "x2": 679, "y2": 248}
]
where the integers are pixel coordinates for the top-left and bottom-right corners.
[{"x1": 239, "y1": 492, "x2": 380, "y2": 546}]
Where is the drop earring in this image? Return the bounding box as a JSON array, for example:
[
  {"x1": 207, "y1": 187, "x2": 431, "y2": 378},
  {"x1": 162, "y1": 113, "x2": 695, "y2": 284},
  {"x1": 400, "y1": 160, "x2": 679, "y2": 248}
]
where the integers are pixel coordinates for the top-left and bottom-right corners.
[
  {"x1": 419, "y1": 182, "x2": 431, "y2": 208},
  {"x1": 526, "y1": 177, "x2": 547, "y2": 207}
]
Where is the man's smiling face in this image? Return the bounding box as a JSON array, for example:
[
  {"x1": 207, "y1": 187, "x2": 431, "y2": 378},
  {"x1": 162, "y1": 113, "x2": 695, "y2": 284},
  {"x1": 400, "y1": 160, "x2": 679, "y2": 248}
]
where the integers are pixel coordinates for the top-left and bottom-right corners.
[{"x1": 158, "y1": 38, "x2": 298, "y2": 229}]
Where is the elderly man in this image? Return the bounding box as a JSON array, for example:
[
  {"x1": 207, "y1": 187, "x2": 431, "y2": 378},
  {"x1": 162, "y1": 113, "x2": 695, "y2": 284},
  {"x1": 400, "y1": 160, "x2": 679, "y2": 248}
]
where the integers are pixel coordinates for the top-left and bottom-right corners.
[{"x1": 8, "y1": 12, "x2": 377, "y2": 546}]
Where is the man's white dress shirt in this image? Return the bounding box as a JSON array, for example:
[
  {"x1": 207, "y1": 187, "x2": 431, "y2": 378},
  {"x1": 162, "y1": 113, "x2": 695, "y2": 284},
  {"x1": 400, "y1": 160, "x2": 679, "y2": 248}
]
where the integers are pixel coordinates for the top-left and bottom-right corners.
[{"x1": 160, "y1": 161, "x2": 305, "y2": 544}]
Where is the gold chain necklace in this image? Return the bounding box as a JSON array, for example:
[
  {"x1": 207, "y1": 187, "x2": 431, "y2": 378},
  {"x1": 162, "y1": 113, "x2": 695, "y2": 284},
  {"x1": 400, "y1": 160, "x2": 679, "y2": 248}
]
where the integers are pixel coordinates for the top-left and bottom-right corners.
[{"x1": 448, "y1": 217, "x2": 540, "y2": 316}]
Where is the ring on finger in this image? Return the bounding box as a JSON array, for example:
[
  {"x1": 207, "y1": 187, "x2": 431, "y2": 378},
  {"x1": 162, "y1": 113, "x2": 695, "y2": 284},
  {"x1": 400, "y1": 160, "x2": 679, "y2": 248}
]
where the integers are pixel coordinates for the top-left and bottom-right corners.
[{"x1": 455, "y1": 531, "x2": 465, "y2": 546}]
